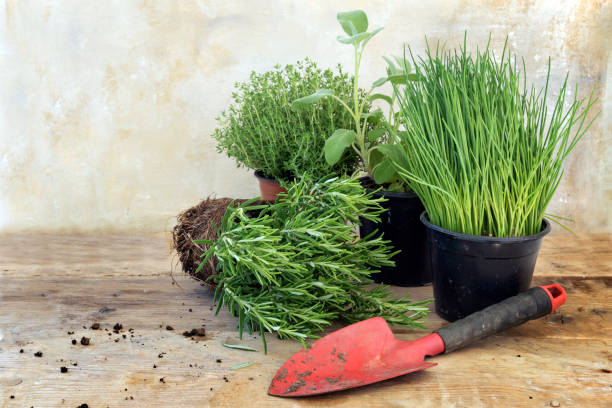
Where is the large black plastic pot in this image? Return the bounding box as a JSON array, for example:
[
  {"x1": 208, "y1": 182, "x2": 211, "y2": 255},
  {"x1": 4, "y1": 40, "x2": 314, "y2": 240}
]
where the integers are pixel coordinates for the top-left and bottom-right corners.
[
  {"x1": 421, "y1": 212, "x2": 551, "y2": 321},
  {"x1": 359, "y1": 178, "x2": 431, "y2": 286}
]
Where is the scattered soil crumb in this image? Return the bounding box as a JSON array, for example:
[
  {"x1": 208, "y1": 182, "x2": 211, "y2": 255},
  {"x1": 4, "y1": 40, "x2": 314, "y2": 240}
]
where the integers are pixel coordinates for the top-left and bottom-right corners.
[
  {"x1": 189, "y1": 308, "x2": 193, "y2": 312},
  {"x1": 223, "y1": 376, "x2": 229, "y2": 382},
  {"x1": 122, "y1": 334, "x2": 126, "y2": 339},
  {"x1": 183, "y1": 328, "x2": 206, "y2": 337},
  {"x1": 159, "y1": 377, "x2": 165, "y2": 383},
  {"x1": 166, "y1": 325, "x2": 174, "y2": 331},
  {"x1": 216, "y1": 359, "x2": 222, "y2": 363},
  {"x1": 601, "y1": 368, "x2": 611, "y2": 373},
  {"x1": 80, "y1": 337, "x2": 90, "y2": 346},
  {"x1": 114, "y1": 338, "x2": 120, "y2": 342},
  {"x1": 158, "y1": 353, "x2": 166, "y2": 358},
  {"x1": 34, "y1": 351, "x2": 43, "y2": 357},
  {"x1": 516, "y1": 354, "x2": 521, "y2": 357},
  {"x1": 72, "y1": 362, "x2": 78, "y2": 366},
  {"x1": 153, "y1": 364, "x2": 157, "y2": 368},
  {"x1": 76, "y1": 404, "x2": 89, "y2": 408},
  {"x1": 90, "y1": 323, "x2": 100, "y2": 330},
  {"x1": 19, "y1": 349, "x2": 24, "y2": 353},
  {"x1": 72, "y1": 339, "x2": 77, "y2": 345},
  {"x1": 113, "y1": 323, "x2": 123, "y2": 332},
  {"x1": 10, "y1": 395, "x2": 14, "y2": 399},
  {"x1": 60, "y1": 367, "x2": 68, "y2": 373}
]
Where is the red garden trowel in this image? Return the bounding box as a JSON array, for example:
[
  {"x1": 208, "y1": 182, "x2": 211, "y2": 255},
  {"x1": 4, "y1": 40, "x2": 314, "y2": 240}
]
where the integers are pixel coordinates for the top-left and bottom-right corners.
[{"x1": 269, "y1": 284, "x2": 566, "y2": 397}]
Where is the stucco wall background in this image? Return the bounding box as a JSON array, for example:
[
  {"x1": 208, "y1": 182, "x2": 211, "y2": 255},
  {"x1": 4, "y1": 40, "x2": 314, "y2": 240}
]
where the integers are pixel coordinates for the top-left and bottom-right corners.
[{"x1": 0, "y1": 0, "x2": 610, "y2": 233}]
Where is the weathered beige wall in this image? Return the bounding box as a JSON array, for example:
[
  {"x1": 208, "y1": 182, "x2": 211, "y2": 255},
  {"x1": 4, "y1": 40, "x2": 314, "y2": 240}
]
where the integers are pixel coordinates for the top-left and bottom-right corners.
[{"x1": 0, "y1": 0, "x2": 610, "y2": 233}]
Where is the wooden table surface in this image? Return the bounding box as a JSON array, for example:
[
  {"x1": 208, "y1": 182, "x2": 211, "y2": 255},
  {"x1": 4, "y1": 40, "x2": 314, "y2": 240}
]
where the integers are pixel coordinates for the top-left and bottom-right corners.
[{"x1": 0, "y1": 233, "x2": 610, "y2": 407}]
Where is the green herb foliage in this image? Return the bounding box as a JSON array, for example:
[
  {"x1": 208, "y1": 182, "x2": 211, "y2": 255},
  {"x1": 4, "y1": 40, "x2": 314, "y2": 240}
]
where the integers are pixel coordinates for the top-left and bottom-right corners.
[
  {"x1": 196, "y1": 177, "x2": 431, "y2": 352},
  {"x1": 213, "y1": 59, "x2": 365, "y2": 182},
  {"x1": 292, "y1": 10, "x2": 416, "y2": 192},
  {"x1": 390, "y1": 38, "x2": 597, "y2": 237}
]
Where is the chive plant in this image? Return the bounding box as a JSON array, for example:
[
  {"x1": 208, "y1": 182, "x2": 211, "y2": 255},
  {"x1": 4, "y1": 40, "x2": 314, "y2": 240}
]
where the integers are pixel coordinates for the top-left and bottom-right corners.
[
  {"x1": 390, "y1": 39, "x2": 597, "y2": 237},
  {"x1": 213, "y1": 59, "x2": 366, "y2": 182},
  {"x1": 195, "y1": 177, "x2": 431, "y2": 352}
]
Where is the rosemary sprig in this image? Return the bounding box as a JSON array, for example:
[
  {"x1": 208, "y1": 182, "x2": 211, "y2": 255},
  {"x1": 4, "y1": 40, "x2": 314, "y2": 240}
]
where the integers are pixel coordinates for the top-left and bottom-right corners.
[{"x1": 196, "y1": 177, "x2": 431, "y2": 352}]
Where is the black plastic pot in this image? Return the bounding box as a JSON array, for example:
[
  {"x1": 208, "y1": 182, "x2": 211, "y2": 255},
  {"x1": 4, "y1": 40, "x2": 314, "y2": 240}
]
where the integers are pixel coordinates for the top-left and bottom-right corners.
[
  {"x1": 359, "y1": 178, "x2": 431, "y2": 286},
  {"x1": 421, "y1": 212, "x2": 551, "y2": 321}
]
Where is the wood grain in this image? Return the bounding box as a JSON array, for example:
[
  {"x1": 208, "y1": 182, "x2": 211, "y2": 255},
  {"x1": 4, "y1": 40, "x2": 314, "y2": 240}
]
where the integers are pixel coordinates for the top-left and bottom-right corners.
[{"x1": 0, "y1": 233, "x2": 611, "y2": 407}]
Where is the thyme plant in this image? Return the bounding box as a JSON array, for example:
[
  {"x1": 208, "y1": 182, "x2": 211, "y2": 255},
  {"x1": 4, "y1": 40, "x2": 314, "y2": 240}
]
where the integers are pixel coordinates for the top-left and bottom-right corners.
[
  {"x1": 213, "y1": 59, "x2": 366, "y2": 182},
  {"x1": 389, "y1": 39, "x2": 597, "y2": 236},
  {"x1": 195, "y1": 177, "x2": 431, "y2": 351}
]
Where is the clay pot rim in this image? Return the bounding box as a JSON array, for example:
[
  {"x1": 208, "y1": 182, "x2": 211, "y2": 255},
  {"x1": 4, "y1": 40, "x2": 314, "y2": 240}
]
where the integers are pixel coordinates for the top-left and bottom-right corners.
[{"x1": 254, "y1": 170, "x2": 281, "y2": 184}]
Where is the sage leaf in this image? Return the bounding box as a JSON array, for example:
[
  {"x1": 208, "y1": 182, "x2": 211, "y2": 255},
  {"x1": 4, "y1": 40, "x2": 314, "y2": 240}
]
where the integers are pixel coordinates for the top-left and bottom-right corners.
[
  {"x1": 291, "y1": 88, "x2": 334, "y2": 110},
  {"x1": 324, "y1": 129, "x2": 356, "y2": 165},
  {"x1": 337, "y1": 10, "x2": 368, "y2": 35}
]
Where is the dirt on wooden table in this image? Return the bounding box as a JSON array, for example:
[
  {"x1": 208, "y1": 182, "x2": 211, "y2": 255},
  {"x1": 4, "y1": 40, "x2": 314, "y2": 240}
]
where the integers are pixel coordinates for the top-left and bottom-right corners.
[{"x1": 0, "y1": 233, "x2": 610, "y2": 407}]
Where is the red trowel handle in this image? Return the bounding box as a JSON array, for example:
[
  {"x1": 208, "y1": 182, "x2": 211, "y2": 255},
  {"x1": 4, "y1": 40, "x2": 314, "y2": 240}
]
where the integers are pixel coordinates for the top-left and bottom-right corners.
[{"x1": 435, "y1": 285, "x2": 566, "y2": 353}]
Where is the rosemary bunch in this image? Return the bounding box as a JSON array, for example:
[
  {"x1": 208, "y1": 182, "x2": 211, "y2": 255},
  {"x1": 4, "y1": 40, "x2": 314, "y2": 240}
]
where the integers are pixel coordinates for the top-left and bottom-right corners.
[{"x1": 196, "y1": 177, "x2": 431, "y2": 351}]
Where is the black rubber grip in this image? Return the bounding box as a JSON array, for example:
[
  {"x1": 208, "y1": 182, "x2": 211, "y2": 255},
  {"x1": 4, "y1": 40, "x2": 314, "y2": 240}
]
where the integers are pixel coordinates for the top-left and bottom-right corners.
[{"x1": 435, "y1": 287, "x2": 552, "y2": 353}]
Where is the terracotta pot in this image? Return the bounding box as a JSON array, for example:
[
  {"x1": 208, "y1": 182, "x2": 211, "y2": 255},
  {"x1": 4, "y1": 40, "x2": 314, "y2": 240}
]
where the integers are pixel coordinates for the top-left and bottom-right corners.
[{"x1": 254, "y1": 170, "x2": 287, "y2": 201}]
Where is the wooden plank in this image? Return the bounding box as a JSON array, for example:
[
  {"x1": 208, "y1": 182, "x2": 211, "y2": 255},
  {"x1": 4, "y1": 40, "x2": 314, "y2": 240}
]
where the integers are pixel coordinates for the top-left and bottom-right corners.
[
  {"x1": 537, "y1": 233, "x2": 612, "y2": 279},
  {"x1": 1, "y1": 233, "x2": 611, "y2": 406},
  {"x1": 0, "y1": 233, "x2": 175, "y2": 278},
  {"x1": 1, "y1": 232, "x2": 611, "y2": 279},
  {"x1": 0, "y1": 274, "x2": 610, "y2": 407}
]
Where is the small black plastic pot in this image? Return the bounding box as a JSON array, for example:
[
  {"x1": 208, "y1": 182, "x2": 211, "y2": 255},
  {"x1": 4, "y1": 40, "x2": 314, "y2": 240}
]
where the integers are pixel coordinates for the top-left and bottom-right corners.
[
  {"x1": 421, "y1": 212, "x2": 551, "y2": 321},
  {"x1": 359, "y1": 178, "x2": 431, "y2": 286}
]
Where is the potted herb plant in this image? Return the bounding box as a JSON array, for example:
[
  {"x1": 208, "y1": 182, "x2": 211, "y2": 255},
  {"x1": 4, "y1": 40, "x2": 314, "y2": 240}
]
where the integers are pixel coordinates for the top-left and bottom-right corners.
[
  {"x1": 195, "y1": 176, "x2": 431, "y2": 351},
  {"x1": 213, "y1": 59, "x2": 364, "y2": 201},
  {"x1": 292, "y1": 10, "x2": 431, "y2": 286},
  {"x1": 387, "y1": 39, "x2": 597, "y2": 320}
]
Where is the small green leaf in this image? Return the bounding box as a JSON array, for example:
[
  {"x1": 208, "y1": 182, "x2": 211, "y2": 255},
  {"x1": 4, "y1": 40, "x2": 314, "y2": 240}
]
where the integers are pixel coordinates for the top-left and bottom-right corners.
[
  {"x1": 324, "y1": 129, "x2": 356, "y2": 165},
  {"x1": 372, "y1": 77, "x2": 387, "y2": 88},
  {"x1": 223, "y1": 343, "x2": 259, "y2": 352},
  {"x1": 374, "y1": 143, "x2": 403, "y2": 161},
  {"x1": 336, "y1": 31, "x2": 370, "y2": 45},
  {"x1": 337, "y1": 10, "x2": 368, "y2": 35},
  {"x1": 362, "y1": 109, "x2": 383, "y2": 119},
  {"x1": 230, "y1": 361, "x2": 256, "y2": 370},
  {"x1": 291, "y1": 89, "x2": 334, "y2": 110},
  {"x1": 193, "y1": 239, "x2": 214, "y2": 245},
  {"x1": 368, "y1": 146, "x2": 384, "y2": 169},
  {"x1": 373, "y1": 158, "x2": 397, "y2": 184},
  {"x1": 387, "y1": 74, "x2": 407, "y2": 84},
  {"x1": 360, "y1": 27, "x2": 383, "y2": 48},
  {"x1": 387, "y1": 181, "x2": 405, "y2": 192},
  {"x1": 369, "y1": 93, "x2": 392, "y2": 105},
  {"x1": 383, "y1": 56, "x2": 399, "y2": 75},
  {"x1": 368, "y1": 127, "x2": 386, "y2": 142},
  {"x1": 393, "y1": 56, "x2": 411, "y2": 73}
]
